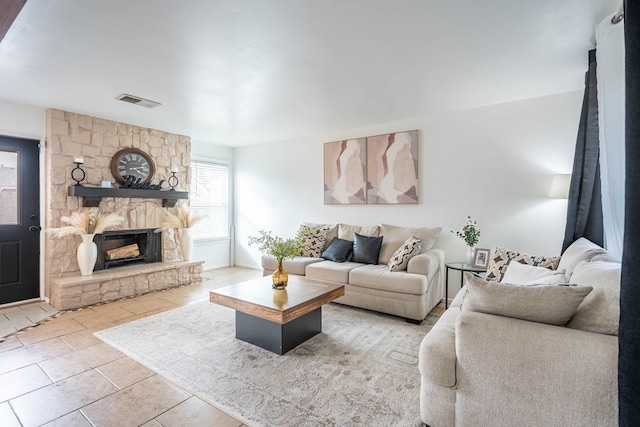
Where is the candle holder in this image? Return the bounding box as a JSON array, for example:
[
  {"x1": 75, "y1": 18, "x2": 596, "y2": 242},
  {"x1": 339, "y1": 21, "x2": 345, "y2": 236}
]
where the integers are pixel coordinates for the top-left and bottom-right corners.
[
  {"x1": 168, "y1": 171, "x2": 179, "y2": 190},
  {"x1": 71, "y1": 162, "x2": 86, "y2": 186}
]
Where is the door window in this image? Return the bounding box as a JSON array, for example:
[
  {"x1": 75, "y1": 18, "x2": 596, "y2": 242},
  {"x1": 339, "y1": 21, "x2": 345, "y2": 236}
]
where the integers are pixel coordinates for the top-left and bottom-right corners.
[{"x1": 0, "y1": 151, "x2": 18, "y2": 225}]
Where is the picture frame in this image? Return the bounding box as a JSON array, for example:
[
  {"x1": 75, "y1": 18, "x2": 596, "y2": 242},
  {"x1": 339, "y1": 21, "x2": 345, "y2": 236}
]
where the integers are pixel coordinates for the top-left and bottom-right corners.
[
  {"x1": 366, "y1": 130, "x2": 419, "y2": 204},
  {"x1": 471, "y1": 248, "x2": 491, "y2": 269},
  {"x1": 323, "y1": 138, "x2": 367, "y2": 204}
]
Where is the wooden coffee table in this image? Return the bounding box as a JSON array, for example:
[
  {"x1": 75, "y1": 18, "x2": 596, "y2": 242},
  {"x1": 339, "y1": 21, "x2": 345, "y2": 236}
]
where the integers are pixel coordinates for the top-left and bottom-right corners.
[{"x1": 209, "y1": 275, "x2": 345, "y2": 355}]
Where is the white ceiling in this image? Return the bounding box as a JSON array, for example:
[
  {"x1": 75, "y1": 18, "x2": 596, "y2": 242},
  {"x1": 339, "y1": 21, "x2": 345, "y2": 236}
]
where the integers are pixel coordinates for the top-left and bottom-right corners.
[{"x1": 0, "y1": 0, "x2": 619, "y2": 146}]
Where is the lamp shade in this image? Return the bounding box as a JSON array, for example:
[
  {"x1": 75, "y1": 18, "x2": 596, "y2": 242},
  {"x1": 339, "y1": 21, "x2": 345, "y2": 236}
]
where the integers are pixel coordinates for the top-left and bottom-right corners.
[{"x1": 549, "y1": 174, "x2": 571, "y2": 198}]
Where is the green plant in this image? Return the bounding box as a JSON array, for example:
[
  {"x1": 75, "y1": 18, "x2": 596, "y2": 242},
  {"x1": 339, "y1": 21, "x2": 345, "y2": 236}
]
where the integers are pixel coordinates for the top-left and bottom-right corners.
[
  {"x1": 248, "y1": 230, "x2": 304, "y2": 262},
  {"x1": 453, "y1": 216, "x2": 480, "y2": 246}
]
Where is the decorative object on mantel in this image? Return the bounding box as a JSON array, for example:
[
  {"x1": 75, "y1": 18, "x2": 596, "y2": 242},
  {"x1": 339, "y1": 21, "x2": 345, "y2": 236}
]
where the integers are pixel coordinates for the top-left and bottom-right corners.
[
  {"x1": 71, "y1": 156, "x2": 86, "y2": 185},
  {"x1": 168, "y1": 165, "x2": 179, "y2": 190},
  {"x1": 248, "y1": 230, "x2": 305, "y2": 289},
  {"x1": 48, "y1": 208, "x2": 125, "y2": 276},
  {"x1": 156, "y1": 203, "x2": 202, "y2": 261},
  {"x1": 109, "y1": 147, "x2": 156, "y2": 185},
  {"x1": 453, "y1": 216, "x2": 481, "y2": 265}
]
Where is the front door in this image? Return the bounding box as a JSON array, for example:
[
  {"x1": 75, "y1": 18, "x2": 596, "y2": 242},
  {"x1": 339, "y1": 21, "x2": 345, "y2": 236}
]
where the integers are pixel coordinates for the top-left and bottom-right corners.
[{"x1": 0, "y1": 135, "x2": 40, "y2": 304}]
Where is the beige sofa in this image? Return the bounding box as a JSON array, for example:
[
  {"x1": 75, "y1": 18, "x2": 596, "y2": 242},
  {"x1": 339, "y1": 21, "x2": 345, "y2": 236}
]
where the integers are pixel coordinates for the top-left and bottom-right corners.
[
  {"x1": 261, "y1": 222, "x2": 444, "y2": 322},
  {"x1": 418, "y1": 238, "x2": 620, "y2": 427}
]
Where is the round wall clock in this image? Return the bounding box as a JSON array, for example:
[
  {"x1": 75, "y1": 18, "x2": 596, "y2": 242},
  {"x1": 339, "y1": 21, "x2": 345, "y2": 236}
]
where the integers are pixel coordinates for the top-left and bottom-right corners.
[{"x1": 110, "y1": 148, "x2": 156, "y2": 185}]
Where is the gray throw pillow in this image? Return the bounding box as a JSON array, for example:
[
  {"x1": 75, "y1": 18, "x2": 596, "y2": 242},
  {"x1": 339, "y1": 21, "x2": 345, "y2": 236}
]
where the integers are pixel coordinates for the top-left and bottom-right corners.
[
  {"x1": 462, "y1": 273, "x2": 593, "y2": 326},
  {"x1": 352, "y1": 232, "x2": 383, "y2": 265},
  {"x1": 321, "y1": 238, "x2": 353, "y2": 263}
]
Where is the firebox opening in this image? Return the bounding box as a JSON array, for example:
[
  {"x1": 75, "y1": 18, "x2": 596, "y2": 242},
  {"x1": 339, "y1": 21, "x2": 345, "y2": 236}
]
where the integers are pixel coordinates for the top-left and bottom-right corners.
[{"x1": 94, "y1": 228, "x2": 162, "y2": 271}]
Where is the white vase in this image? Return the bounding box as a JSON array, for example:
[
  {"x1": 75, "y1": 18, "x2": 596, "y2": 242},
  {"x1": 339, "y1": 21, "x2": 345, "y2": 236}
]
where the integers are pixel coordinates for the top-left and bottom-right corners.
[
  {"x1": 180, "y1": 228, "x2": 193, "y2": 261},
  {"x1": 77, "y1": 233, "x2": 97, "y2": 276},
  {"x1": 466, "y1": 245, "x2": 475, "y2": 265}
]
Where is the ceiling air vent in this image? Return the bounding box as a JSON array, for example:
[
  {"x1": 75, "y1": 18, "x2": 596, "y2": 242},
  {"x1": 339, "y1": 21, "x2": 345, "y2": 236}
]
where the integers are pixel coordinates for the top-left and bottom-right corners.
[{"x1": 115, "y1": 93, "x2": 162, "y2": 109}]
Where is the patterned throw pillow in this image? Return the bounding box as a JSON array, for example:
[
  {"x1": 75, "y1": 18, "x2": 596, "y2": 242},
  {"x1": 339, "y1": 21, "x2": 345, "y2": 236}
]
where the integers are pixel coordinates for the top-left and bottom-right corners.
[
  {"x1": 298, "y1": 225, "x2": 330, "y2": 258},
  {"x1": 388, "y1": 237, "x2": 422, "y2": 272},
  {"x1": 486, "y1": 247, "x2": 561, "y2": 282}
]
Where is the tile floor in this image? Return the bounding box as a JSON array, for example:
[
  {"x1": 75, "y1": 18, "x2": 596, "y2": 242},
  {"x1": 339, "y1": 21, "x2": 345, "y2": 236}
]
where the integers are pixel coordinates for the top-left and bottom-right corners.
[
  {"x1": 0, "y1": 267, "x2": 263, "y2": 427},
  {"x1": 0, "y1": 302, "x2": 59, "y2": 339},
  {"x1": 0, "y1": 267, "x2": 445, "y2": 426}
]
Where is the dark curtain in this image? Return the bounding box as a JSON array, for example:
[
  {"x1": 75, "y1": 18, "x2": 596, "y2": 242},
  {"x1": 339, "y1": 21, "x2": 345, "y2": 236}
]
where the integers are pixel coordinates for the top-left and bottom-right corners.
[
  {"x1": 561, "y1": 49, "x2": 604, "y2": 253},
  {"x1": 619, "y1": 1, "x2": 640, "y2": 425}
]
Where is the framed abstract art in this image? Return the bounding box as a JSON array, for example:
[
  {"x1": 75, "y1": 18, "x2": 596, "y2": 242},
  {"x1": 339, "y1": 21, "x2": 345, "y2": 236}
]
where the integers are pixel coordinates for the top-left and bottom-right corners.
[
  {"x1": 323, "y1": 138, "x2": 367, "y2": 204},
  {"x1": 366, "y1": 130, "x2": 418, "y2": 204}
]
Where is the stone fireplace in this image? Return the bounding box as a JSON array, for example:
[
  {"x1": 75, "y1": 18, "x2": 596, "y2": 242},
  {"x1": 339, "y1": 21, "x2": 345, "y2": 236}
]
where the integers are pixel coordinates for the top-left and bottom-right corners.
[{"x1": 44, "y1": 109, "x2": 203, "y2": 310}]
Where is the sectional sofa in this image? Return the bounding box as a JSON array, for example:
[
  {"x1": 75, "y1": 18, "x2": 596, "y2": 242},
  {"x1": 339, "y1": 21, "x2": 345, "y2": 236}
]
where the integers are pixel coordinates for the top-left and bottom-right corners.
[
  {"x1": 261, "y1": 222, "x2": 444, "y2": 322},
  {"x1": 418, "y1": 238, "x2": 620, "y2": 427}
]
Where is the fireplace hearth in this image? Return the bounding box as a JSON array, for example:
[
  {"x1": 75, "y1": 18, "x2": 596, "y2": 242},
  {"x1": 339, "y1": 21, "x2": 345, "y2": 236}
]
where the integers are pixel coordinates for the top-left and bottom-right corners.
[{"x1": 94, "y1": 228, "x2": 162, "y2": 271}]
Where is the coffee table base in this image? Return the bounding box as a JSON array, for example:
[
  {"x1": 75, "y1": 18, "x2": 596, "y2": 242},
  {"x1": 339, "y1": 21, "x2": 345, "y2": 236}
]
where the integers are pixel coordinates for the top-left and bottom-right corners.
[{"x1": 236, "y1": 307, "x2": 322, "y2": 355}]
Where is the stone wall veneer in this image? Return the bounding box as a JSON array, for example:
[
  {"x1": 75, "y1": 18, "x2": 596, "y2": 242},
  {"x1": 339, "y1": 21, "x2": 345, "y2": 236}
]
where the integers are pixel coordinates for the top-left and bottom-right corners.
[{"x1": 44, "y1": 109, "x2": 194, "y2": 304}]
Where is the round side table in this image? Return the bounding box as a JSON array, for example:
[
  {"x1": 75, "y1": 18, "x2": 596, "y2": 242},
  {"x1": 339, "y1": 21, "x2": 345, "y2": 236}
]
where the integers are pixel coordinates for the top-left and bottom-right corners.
[{"x1": 445, "y1": 262, "x2": 486, "y2": 308}]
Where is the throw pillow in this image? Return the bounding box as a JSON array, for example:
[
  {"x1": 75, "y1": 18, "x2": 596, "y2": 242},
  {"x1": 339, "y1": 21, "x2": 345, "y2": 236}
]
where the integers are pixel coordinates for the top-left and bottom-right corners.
[
  {"x1": 337, "y1": 223, "x2": 380, "y2": 241},
  {"x1": 301, "y1": 222, "x2": 338, "y2": 250},
  {"x1": 566, "y1": 260, "x2": 621, "y2": 335},
  {"x1": 378, "y1": 224, "x2": 441, "y2": 264},
  {"x1": 485, "y1": 247, "x2": 561, "y2": 282},
  {"x1": 321, "y1": 238, "x2": 354, "y2": 263},
  {"x1": 500, "y1": 262, "x2": 565, "y2": 285},
  {"x1": 297, "y1": 224, "x2": 329, "y2": 258},
  {"x1": 557, "y1": 237, "x2": 609, "y2": 280},
  {"x1": 388, "y1": 237, "x2": 422, "y2": 272},
  {"x1": 352, "y1": 232, "x2": 383, "y2": 265},
  {"x1": 462, "y1": 273, "x2": 593, "y2": 326}
]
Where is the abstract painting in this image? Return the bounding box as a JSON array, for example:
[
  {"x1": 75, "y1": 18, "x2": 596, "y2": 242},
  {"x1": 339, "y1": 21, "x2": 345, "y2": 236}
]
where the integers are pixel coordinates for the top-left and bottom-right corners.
[
  {"x1": 366, "y1": 130, "x2": 419, "y2": 204},
  {"x1": 324, "y1": 138, "x2": 367, "y2": 204}
]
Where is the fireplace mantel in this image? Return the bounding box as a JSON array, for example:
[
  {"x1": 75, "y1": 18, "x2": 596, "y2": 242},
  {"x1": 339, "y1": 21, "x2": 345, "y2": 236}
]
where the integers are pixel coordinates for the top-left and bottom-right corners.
[{"x1": 68, "y1": 185, "x2": 188, "y2": 207}]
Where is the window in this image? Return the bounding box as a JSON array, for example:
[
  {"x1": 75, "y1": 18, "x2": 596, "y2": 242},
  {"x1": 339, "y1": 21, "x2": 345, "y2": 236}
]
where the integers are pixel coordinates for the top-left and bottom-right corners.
[{"x1": 189, "y1": 160, "x2": 229, "y2": 240}]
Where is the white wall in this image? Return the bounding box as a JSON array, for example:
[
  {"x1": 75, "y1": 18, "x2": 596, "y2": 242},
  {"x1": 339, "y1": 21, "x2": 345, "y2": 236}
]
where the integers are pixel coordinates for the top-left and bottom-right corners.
[
  {"x1": 234, "y1": 91, "x2": 582, "y2": 294},
  {"x1": 190, "y1": 141, "x2": 234, "y2": 270},
  {"x1": 0, "y1": 99, "x2": 45, "y2": 139}
]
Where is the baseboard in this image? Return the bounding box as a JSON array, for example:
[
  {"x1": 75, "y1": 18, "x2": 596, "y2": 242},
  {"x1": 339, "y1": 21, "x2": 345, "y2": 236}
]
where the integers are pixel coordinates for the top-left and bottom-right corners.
[{"x1": 232, "y1": 263, "x2": 262, "y2": 271}]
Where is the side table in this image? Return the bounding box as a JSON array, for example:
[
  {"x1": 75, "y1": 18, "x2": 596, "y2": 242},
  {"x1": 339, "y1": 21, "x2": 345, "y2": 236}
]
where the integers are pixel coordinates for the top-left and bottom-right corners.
[{"x1": 445, "y1": 262, "x2": 486, "y2": 308}]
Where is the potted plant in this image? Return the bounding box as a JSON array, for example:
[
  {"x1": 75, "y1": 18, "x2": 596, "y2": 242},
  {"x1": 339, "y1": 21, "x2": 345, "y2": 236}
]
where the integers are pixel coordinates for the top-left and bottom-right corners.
[
  {"x1": 248, "y1": 230, "x2": 305, "y2": 289},
  {"x1": 453, "y1": 216, "x2": 481, "y2": 265},
  {"x1": 49, "y1": 208, "x2": 125, "y2": 275},
  {"x1": 156, "y1": 203, "x2": 202, "y2": 261}
]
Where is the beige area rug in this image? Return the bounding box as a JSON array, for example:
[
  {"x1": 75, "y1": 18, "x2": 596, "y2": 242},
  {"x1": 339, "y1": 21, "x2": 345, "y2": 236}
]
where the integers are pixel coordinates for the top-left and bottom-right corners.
[{"x1": 95, "y1": 301, "x2": 437, "y2": 426}]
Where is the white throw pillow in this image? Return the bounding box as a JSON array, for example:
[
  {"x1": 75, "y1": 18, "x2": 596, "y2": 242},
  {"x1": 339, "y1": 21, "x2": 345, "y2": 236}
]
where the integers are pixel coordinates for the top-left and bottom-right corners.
[
  {"x1": 387, "y1": 237, "x2": 422, "y2": 272},
  {"x1": 500, "y1": 262, "x2": 564, "y2": 285},
  {"x1": 558, "y1": 237, "x2": 609, "y2": 280}
]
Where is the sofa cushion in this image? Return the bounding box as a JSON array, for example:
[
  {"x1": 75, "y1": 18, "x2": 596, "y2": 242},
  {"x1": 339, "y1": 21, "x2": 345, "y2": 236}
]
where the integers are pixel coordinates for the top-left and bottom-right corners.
[
  {"x1": 352, "y1": 233, "x2": 383, "y2": 264},
  {"x1": 261, "y1": 255, "x2": 324, "y2": 275},
  {"x1": 349, "y1": 264, "x2": 428, "y2": 295},
  {"x1": 337, "y1": 223, "x2": 380, "y2": 240},
  {"x1": 567, "y1": 261, "x2": 621, "y2": 335},
  {"x1": 558, "y1": 237, "x2": 609, "y2": 280},
  {"x1": 378, "y1": 224, "x2": 442, "y2": 264},
  {"x1": 301, "y1": 222, "x2": 338, "y2": 250},
  {"x1": 485, "y1": 247, "x2": 561, "y2": 282},
  {"x1": 388, "y1": 237, "x2": 422, "y2": 272},
  {"x1": 500, "y1": 262, "x2": 566, "y2": 285},
  {"x1": 462, "y1": 273, "x2": 593, "y2": 326},
  {"x1": 297, "y1": 224, "x2": 330, "y2": 257},
  {"x1": 321, "y1": 238, "x2": 353, "y2": 263},
  {"x1": 306, "y1": 260, "x2": 363, "y2": 284}
]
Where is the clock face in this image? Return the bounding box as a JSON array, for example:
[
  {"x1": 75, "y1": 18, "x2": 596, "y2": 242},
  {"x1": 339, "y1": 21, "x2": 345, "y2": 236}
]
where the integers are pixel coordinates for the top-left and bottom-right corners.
[{"x1": 110, "y1": 148, "x2": 155, "y2": 184}]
